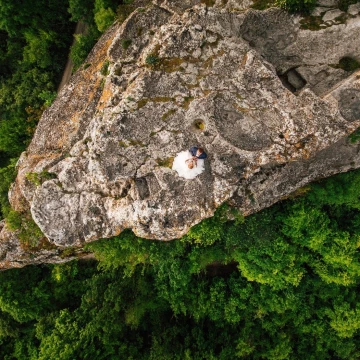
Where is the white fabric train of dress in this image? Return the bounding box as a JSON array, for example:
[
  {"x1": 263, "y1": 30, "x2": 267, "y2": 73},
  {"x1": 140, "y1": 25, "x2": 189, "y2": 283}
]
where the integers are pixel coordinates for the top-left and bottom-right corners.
[{"x1": 172, "y1": 150, "x2": 205, "y2": 179}]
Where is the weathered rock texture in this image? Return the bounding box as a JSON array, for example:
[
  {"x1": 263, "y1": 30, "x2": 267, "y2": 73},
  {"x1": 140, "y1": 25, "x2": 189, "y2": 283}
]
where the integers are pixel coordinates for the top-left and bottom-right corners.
[{"x1": 2, "y1": 0, "x2": 360, "y2": 268}]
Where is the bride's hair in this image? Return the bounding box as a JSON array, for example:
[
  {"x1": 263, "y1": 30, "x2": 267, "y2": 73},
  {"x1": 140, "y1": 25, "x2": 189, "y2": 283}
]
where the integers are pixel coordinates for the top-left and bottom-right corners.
[{"x1": 186, "y1": 158, "x2": 195, "y2": 169}]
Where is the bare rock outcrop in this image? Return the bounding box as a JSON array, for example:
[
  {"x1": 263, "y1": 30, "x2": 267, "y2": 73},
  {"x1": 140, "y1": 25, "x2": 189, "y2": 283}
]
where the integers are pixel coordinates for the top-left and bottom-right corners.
[{"x1": 1, "y1": 0, "x2": 360, "y2": 268}]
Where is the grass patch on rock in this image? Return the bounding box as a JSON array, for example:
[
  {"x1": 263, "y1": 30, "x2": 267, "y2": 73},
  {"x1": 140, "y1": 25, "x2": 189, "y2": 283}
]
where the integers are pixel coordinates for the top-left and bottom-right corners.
[
  {"x1": 100, "y1": 60, "x2": 110, "y2": 76},
  {"x1": 162, "y1": 109, "x2": 177, "y2": 121},
  {"x1": 251, "y1": 0, "x2": 277, "y2": 10},
  {"x1": 276, "y1": 0, "x2": 317, "y2": 14},
  {"x1": 182, "y1": 96, "x2": 194, "y2": 110},
  {"x1": 138, "y1": 97, "x2": 175, "y2": 110},
  {"x1": 6, "y1": 210, "x2": 46, "y2": 248},
  {"x1": 349, "y1": 127, "x2": 360, "y2": 143},
  {"x1": 329, "y1": 57, "x2": 360, "y2": 72},
  {"x1": 159, "y1": 58, "x2": 185, "y2": 73},
  {"x1": 338, "y1": 57, "x2": 360, "y2": 72},
  {"x1": 201, "y1": 0, "x2": 216, "y2": 6},
  {"x1": 122, "y1": 39, "x2": 132, "y2": 50},
  {"x1": 156, "y1": 157, "x2": 174, "y2": 168},
  {"x1": 118, "y1": 141, "x2": 129, "y2": 148},
  {"x1": 128, "y1": 139, "x2": 145, "y2": 147},
  {"x1": 26, "y1": 171, "x2": 57, "y2": 186},
  {"x1": 299, "y1": 16, "x2": 324, "y2": 30}
]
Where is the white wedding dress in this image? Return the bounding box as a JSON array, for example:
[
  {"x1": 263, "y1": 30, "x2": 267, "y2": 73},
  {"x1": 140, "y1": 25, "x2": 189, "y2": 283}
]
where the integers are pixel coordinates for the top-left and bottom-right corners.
[{"x1": 172, "y1": 150, "x2": 205, "y2": 179}]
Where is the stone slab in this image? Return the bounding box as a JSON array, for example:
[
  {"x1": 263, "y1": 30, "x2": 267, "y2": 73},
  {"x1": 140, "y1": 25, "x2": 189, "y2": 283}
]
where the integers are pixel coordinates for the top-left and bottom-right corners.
[
  {"x1": 311, "y1": 6, "x2": 330, "y2": 16},
  {"x1": 322, "y1": 9, "x2": 344, "y2": 21},
  {"x1": 348, "y1": 3, "x2": 360, "y2": 15}
]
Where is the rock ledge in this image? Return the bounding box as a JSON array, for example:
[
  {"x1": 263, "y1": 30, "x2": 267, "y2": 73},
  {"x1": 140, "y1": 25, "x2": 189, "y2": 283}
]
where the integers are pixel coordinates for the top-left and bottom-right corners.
[{"x1": 1, "y1": 0, "x2": 360, "y2": 268}]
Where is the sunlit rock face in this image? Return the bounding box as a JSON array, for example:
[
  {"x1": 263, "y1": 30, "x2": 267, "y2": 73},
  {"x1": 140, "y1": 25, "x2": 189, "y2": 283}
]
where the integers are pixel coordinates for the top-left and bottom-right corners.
[{"x1": 1, "y1": 0, "x2": 360, "y2": 267}]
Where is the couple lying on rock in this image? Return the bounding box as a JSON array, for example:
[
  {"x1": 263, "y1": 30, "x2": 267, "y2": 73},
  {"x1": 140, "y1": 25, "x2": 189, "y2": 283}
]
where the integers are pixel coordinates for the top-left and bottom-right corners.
[{"x1": 172, "y1": 146, "x2": 207, "y2": 179}]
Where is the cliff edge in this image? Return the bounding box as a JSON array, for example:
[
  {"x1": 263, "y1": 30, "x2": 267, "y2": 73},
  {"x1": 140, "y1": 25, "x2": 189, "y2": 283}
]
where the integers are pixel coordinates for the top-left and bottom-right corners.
[{"x1": 1, "y1": 0, "x2": 360, "y2": 268}]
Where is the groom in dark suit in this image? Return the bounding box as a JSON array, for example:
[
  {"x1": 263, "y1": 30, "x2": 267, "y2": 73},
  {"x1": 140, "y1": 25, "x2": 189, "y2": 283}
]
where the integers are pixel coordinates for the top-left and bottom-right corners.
[{"x1": 190, "y1": 146, "x2": 207, "y2": 160}]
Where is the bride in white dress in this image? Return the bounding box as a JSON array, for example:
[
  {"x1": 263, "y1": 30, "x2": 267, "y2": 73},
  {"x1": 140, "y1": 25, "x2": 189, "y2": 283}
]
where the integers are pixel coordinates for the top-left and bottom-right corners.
[{"x1": 172, "y1": 150, "x2": 205, "y2": 179}]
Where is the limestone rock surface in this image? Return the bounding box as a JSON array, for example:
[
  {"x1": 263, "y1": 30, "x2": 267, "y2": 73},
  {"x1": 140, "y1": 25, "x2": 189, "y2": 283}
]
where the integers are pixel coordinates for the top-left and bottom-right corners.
[{"x1": 1, "y1": 0, "x2": 360, "y2": 268}]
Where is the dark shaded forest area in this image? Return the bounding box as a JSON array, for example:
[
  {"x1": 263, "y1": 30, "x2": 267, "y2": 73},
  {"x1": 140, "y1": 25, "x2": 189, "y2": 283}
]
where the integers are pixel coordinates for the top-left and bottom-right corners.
[{"x1": 1, "y1": 0, "x2": 360, "y2": 359}]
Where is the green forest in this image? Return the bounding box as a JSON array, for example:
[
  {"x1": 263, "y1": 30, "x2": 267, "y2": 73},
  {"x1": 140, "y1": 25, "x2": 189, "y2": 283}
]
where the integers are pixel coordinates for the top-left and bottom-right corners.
[{"x1": 1, "y1": 0, "x2": 360, "y2": 359}]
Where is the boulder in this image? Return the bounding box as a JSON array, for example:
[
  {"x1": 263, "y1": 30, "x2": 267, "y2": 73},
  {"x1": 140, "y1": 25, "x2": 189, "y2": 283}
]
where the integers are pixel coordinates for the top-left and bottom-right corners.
[
  {"x1": 1, "y1": 2, "x2": 360, "y2": 268},
  {"x1": 322, "y1": 9, "x2": 344, "y2": 22}
]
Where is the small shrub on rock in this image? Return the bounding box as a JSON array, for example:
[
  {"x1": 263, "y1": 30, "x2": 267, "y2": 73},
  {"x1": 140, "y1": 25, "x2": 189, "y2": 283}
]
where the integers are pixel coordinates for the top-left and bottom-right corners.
[
  {"x1": 145, "y1": 54, "x2": 159, "y2": 66},
  {"x1": 338, "y1": 57, "x2": 360, "y2": 72},
  {"x1": 100, "y1": 60, "x2": 110, "y2": 76},
  {"x1": 94, "y1": 7, "x2": 116, "y2": 32},
  {"x1": 122, "y1": 39, "x2": 132, "y2": 50},
  {"x1": 276, "y1": 0, "x2": 317, "y2": 14},
  {"x1": 26, "y1": 171, "x2": 57, "y2": 186},
  {"x1": 338, "y1": 0, "x2": 358, "y2": 11}
]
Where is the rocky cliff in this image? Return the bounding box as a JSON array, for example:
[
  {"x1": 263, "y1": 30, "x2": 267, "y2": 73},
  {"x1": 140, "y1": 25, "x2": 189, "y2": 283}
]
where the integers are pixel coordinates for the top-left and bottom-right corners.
[{"x1": 1, "y1": 0, "x2": 360, "y2": 269}]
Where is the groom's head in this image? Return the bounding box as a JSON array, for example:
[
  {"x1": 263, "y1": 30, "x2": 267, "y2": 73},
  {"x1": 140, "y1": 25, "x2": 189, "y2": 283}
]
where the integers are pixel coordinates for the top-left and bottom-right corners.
[{"x1": 196, "y1": 148, "x2": 204, "y2": 157}]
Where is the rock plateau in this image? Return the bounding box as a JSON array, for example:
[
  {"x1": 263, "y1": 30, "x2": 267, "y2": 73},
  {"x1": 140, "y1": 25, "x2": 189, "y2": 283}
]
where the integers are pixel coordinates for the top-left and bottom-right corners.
[{"x1": 1, "y1": 0, "x2": 360, "y2": 268}]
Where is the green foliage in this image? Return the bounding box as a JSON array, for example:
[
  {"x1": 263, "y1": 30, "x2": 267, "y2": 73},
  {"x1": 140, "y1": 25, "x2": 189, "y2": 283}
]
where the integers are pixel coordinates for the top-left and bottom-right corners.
[
  {"x1": 145, "y1": 54, "x2": 160, "y2": 66},
  {"x1": 282, "y1": 201, "x2": 360, "y2": 285},
  {"x1": 276, "y1": 0, "x2": 317, "y2": 14},
  {"x1": 121, "y1": 38, "x2": 132, "y2": 49},
  {"x1": 23, "y1": 30, "x2": 57, "y2": 69},
  {"x1": 201, "y1": 0, "x2": 217, "y2": 6},
  {"x1": 338, "y1": 0, "x2": 359, "y2": 11},
  {"x1": 68, "y1": 0, "x2": 95, "y2": 23},
  {"x1": 0, "y1": 158, "x2": 16, "y2": 217},
  {"x1": 326, "y1": 302, "x2": 360, "y2": 338},
  {"x1": 338, "y1": 56, "x2": 360, "y2": 72},
  {"x1": 3, "y1": 168, "x2": 360, "y2": 358},
  {"x1": 25, "y1": 171, "x2": 57, "y2": 186},
  {"x1": 5, "y1": 209, "x2": 23, "y2": 231},
  {"x1": 307, "y1": 170, "x2": 360, "y2": 208},
  {"x1": 349, "y1": 127, "x2": 360, "y2": 143},
  {"x1": 94, "y1": 7, "x2": 116, "y2": 32},
  {"x1": 70, "y1": 27, "x2": 100, "y2": 71},
  {"x1": 38, "y1": 90, "x2": 57, "y2": 107},
  {"x1": 100, "y1": 59, "x2": 110, "y2": 76},
  {"x1": 86, "y1": 229, "x2": 151, "y2": 274},
  {"x1": 0, "y1": 0, "x2": 71, "y2": 37},
  {"x1": 0, "y1": 114, "x2": 33, "y2": 156},
  {"x1": 0, "y1": 266, "x2": 52, "y2": 323},
  {"x1": 183, "y1": 204, "x2": 229, "y2": 246},
  {"x1": 251, "y1": 0, "x2": 277, "y2": 9},
  {"x1": 6, "y1": 210, "x2": 45, "y2": 247},
  {"x1": 67, "y1": 0, "x2": 135, "y2": 73}
]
